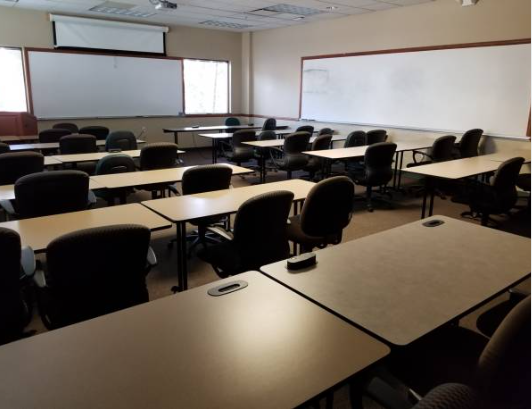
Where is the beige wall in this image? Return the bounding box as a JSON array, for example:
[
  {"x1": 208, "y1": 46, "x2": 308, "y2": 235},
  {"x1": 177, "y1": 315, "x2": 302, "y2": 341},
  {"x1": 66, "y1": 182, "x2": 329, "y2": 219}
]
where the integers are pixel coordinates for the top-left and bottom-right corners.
[
  {"x1": 247, "y1": 0, "x2": 531, "y2": 153},
  {"x1": 0, "y1": 7, "x2": 243, "y2": 147}
]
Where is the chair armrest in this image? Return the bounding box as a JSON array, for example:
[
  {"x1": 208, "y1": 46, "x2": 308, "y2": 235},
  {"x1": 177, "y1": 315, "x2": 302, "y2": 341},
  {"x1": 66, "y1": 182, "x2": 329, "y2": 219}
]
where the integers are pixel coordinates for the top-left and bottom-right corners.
[
  {"x1": 0, "y1": 199, "x2": 17, "y2": 218},
  {"x1": 365, "y1": 378, "x2": 413, "y2": 409},
  {"x1": 147, "y1": 246, "x2": 157, "y2": 268},
  {"x1": 20, "y1": 246, "x2": 36, "y2": 277},
  {"x1": 509, "y1": 287, "x2": 530, "y2": 301},
  {"x1": 412, "y1": 150, "x2": 432, "y2": 164},
  {"x1": 207, "y1": 225, "x2": 234, "y2": 241},
  {"x1": 33, "y1": 269, "x2": 48, "y2": 288},
  {"x1": 87, "y1": 190, "x2": 97, "y2": 207}
]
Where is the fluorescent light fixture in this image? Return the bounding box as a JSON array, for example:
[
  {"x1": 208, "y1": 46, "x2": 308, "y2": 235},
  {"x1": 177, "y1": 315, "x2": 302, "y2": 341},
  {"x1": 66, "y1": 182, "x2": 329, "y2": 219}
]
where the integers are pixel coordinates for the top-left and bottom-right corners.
[{"x1": 200, "y1": 20, "x2": 253, "y2": 29}]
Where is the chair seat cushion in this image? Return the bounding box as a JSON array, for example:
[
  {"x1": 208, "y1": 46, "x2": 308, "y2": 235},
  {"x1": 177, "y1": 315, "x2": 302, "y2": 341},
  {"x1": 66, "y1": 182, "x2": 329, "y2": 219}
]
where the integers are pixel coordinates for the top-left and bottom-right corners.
[
  {"x1": 197, "y1": 241, "x2": 243, "y2": 278},
  {"x1": 286, "y1": 215, "x2": 326, "y2": 249}
]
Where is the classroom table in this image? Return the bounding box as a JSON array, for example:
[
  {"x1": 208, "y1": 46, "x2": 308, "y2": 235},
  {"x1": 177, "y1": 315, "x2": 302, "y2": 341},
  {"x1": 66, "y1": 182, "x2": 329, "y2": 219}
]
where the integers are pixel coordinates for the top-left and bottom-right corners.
[
  {"x1": 0, "y1": 271, "x2": 389, "y2": 409},
  {"x1": 261, "y1": 216, "x2": 531, "y2": 346},
  {"x1": 51, "y1": 149, "x2": 184, "y2": 164},
  {"x1": 0, "y1": 179, "x2": 102, "y2": 201},
  {"x1": 483, "y1": 149, "x2": 531, "y2": 163},
  {"x1": 402, "y1": 156, "x2": 504, "y2": 218},
  {"x1": 142, "y1": 179, "x2": 315, "y2": 291},
  {"x1": 8, "y1": 139, "x2": 146, "y2": 152},
  {"x1": 0, "y1": 135, "x2": 39, "y2": 143},
  {"x1": 0, "y1": 203, "x2": 171, "y2": 252},
  {"x1": 44, "y1": 156, "x2": 62, "y2": 167}
]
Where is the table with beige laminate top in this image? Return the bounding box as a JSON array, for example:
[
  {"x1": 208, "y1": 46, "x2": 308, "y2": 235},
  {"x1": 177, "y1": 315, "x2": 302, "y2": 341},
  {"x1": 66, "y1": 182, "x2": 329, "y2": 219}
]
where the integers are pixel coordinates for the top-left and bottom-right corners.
[
  {"x1": 261, "y1": 216, "x2": 531, "y2": 346},
  {"x1": 0, "y1": 271, "x2": 389, "y2": 409},
  {"x1": 51, "y1": 149, "x2": 142, "y2": 164},
  {"x1": 142, "y1": 179, "x2": 316, "y2": 291},
  {"x1": 8, "y1": 139, "x2": 146, "y2": 152},
  {"x1": 483, "y1": 149, "x2": 531, "y2": 163},
  {"x1": 0, "y1": 203, "x2": 171, "y2": 253},
  {"x1": 0, "y1": 135, "x2": 39, "y2": 143},
  {"x1": 0, "y1": 179, "x2": 102, "y2": 201}
]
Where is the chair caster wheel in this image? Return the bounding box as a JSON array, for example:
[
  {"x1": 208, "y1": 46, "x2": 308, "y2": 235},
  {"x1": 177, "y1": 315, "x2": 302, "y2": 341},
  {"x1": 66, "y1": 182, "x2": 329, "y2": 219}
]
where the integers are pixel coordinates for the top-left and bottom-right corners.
[
  {"x1": 171, "y1": 286, "x2": 180, "y2": 294},
  {"x1": 367, "y1": 207, "x2": 374, "y2": 212}
]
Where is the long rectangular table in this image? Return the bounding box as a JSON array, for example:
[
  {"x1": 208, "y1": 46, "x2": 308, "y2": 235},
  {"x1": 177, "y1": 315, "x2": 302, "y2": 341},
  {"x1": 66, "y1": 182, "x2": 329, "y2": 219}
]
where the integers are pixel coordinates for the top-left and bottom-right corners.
[
  {"x1": 260, "y1": 216, "x2": 531, "y2": 346},
  {"x1": 8, "y1": 139, "x2": 146, "y2": 152},
  {"x1": 0, "y1": 179, "x2": 102, "y2": 201},
  {"x1": 142, "y1": 179, "x2": 315, "y2": 291},
  {"x1": 51, "y1": 149, "x2": 143, "y2": 164},
  {"x1": 0, "y1": 271, "x2": 389, "y2": 409},
  {"x1": 483, "y1": 149, "x2": 531, "y2": 163},
  {"x1": 0, "y1": 135, "x2": 39, "y2": 143},
  {"x1": 0, "y1": 203, "x2": 171, "y2": 253}
]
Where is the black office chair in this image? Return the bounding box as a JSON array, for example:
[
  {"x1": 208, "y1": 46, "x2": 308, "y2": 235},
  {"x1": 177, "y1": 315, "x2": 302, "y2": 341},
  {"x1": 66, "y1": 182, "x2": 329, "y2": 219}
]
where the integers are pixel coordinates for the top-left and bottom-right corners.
[
  {"x1": 408, "y1": 135, "x2": 457, "y2": 167},
  {"x1": 272, "y1": 132, "x2": 311, "y2": 179},
  {"x1": 224, "y1": 130, "x2": 256, "y2": 166},
  {"x1": 53, "y1": 123, "x2": 79, "y2": 134},
  {"x1": 344, "y1": 131, "x2": 367, "y2": 148},
  {"x1": 350, "y1": 142, "x2": 398, "y2": 212},
  {"x1": 39, "y1": 128, "x2": 71, "y2": 143},
  {"x1": 139, "y1": 142, "x2": 179, "y2": 198},
  {"x1": 296, "y1": 125, "x2": 314, "y2": 134},
  {"x1": 262, "y1": 118, "x2": 277, "y2": 131},
  {"x1": 366, "y1": 129, "x2": 388, "y2": 145},
  {"x1": 225, "y1": 117, "x2": 241, "y2": 126},
  {"x1": 34, "y1": 224, "x2": 156, "y2": 329},
  {"x1": 287, "y1": 176, "x2": 354, "y2": 253},
  {"x1": 198, "y1": 191, "x2": 294, "y2": 278},
  {"x1": 0, "y1": 143, "x2": 10, "y2": 154},
  {"x1": 318, "y1": 127, "x2": 333, "y2": 136},
  {"x1": 466, "y1": 157, "x2": 524, "y2": 226},
  {"x1": 0, "y1": 228, "x2": 34, "y2": 345},
  {"x1": 79, "y1": 126, "x2": 109, "y2": 140},
  {"x1": 516, "y1": 173, "x2": 531, "y2": 208},
  {"x1": 0, "y1": 151, "x2": 44, "y2": 185},
  {"x1": 457, "y1": 129, "x2": 483, "y2": 159},
  {"x1": 169, "y1": 165, "x2": 233, "y2": 254},
  {"x1": 304, "y1": 134, "x2": 333, "y2": 180},
  {"x1": 105, "y1": 130, "x2": 138, "y2": 151},
  {"x1": 94, "y1": 154, "x2": 137, "y2": 205},
  {"x1": 2, "y1": 170, "x2": 94, "y2": 219},
  {"x1": 59, "y1": 134, "x2": 97, "y2": 154}
]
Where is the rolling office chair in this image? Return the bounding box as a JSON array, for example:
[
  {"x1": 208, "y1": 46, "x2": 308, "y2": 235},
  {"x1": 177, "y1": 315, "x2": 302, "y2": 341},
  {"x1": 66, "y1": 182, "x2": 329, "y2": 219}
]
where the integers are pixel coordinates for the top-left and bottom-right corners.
[
  {"x1": 79, "y1": 126, "x2": 110, "y2": 140},
  {"x1": 318, "y1": 127, "x2": 333, "y2": 136},
  {"x1": 223, "y1": 130, "x2": 256, "y2": 166},
  {"x1": 271, "y1": 131, "x2": 311, "y2": 179},
  {"x1": 105, "y1": 130, "x2": 138, "y2": 151},
  {"x1": 59, "y1": 134, "x2": 97, "y2": 154},
  {"x1": 287, "y1": 176, "x2": 354, "y2": 254},
  {"x1": 262, "y1": 117, "x2": 277, "y2": 131},
  {"x1": 168, "y1": 165, "x2": 233, "y2": 254},
  {"x1": 1, "y1": 170, "x2": 95, "y2": 219},
  {"x1": 457, "y1": 129, "x2": 483, "y2": 159},
  {"x1": 350, "y1": 142, "x2": 397, "y2": 212},
  {"x1": 465, "y1": 157, "x2": 524, "y2": 226},
  {"x1": 94, "y1": 154, "x2": 137, "y2": 205},
  {"x1": 39, "y1": 128, "x2": 71, "y2": 143},
  {"x1": 344, "y1": 130, "x2": 367, "y2": 148},
  {"x1": 408, "y1": 135, "x2": 457, "y2": 167},
  {"x1": 516, "y1": 172, "x2": 531, "y2": 208},
  {"x1": 304, "y1": 134, "x2": 333, "y2": 180},
  {"x1": 139, "y1": 142, "x2": 179, "y2": 198},
  {"x1": 224, "y1": 117, "x2": 241, "y2": 126},
  {"x1": 0, "y1": 143, "x2": 10, "y2": 154},
  {"x1": 253, "y1": 130, "x2": 277, "y2": 180},
  {"x1": 0, "y1": 228, "x2": 35, "y2": 346},
  {"x1": 198, "y1": 191, "x2": 294, "y2": 278},
  {"x1": 366, "y1": 129, "x2": 388, "y2": 145},
  {"x1": 0, "y1": 151, "x2": 44, "y2": 185},
  {"x1": 33, "y1": 224, "x2": 156, "y2": 329},
  {"x1": 296, "y1": 125, "x2": 314, "y2": 134},
  {"x1": 53, "y1": 122, "x2": 79, "y2": 133}
]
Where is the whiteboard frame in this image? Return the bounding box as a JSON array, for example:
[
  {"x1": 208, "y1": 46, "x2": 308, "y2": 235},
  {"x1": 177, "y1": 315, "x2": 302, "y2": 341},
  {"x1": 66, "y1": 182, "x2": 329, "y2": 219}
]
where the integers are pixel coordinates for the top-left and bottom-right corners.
[{"x1": 299, "y1": 38, "x2": 531, "y2": 139}]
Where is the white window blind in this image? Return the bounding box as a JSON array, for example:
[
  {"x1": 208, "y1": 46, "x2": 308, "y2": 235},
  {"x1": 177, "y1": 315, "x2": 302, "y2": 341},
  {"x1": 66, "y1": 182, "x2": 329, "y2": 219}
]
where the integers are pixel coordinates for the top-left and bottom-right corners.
[
  {"x1": 0, "y1": 48, "x2": 27, "y2": 112},
  {"x1": 184, "y1": 59, "x2": 229, "y2": 114}
]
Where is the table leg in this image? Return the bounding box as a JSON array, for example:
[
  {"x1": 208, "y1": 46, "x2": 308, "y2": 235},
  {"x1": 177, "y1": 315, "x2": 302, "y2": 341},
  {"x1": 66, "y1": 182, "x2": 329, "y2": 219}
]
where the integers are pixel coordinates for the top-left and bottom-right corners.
[
  {"x1": 392, "y1": 151, "x2": 400, "y2": 189},
  {"x1": 261, "y1": 153, "x2": 266, "y2": 183},
  {"x1": 212, "y1": 140, "x2": 217, "y2": 164},
  {"x1": 421, "y1": 178, "x2": 428, "y2": 219},
  {"x1": 175, "y1": 222, "x2": 188, "y2": 292},
  {"x1": 428, "y1": 187, "x2": 435, "y2": 217},
  {"x1": 397, "y1": 151, "x2": 405, "y2": 189}
]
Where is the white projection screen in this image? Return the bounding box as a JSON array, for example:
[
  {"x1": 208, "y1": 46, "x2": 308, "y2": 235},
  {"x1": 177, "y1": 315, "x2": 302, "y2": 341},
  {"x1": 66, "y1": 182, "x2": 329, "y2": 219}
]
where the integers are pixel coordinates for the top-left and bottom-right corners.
[
  {"x1": 28, "y1": 50, "x2": 183, "y2": 119},
  {"x1": 301, "y1": 42, "x2": 531, "y2": 138}
]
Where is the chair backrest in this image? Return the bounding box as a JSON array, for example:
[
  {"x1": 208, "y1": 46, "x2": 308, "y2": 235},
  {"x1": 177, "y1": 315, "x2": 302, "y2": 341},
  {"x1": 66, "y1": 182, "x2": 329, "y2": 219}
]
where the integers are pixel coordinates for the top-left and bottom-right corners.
[
  {"x1": 79, "y1": 126, "x2": 110, "y2": 140},
  {"x1": 59, "y1": 134, "x2": 97, "y2": 154},
  {"x1": 182, "y1": 165, "x2": 233, "y2": 195},
  {"x1": 366, "y1": 129, "x2": 388, "y2": 145},
  {"x1": 95, "y1": 154, "x2": 136, "y2": 175},
  {"x1": 413, "y1": 384, "x2": 481, "y2": 409},
  {"x1": 296, "y1": 125, "x2": 315, "y2": 134},
  {"x1": 431, "y1": 135, "x2": 457, "y2": 162},
  {"x1": 53, "y1": 123, "x2": 79, "y2": 133},
  {"x1": 233, "y1": 191, "x2": 294, "y2": 269},
  {"x1": 39, "y1": 128, "x2": 71, "y2": 143},
  {"x1": 490, "y1": 157, "x2": 524, "y2": 209},
  {"x1": 0, "y1": 151, "x2": 44, "y2": 185},
  {"x1": 459, "y1": 129, "x2": 483, "y2": 158},
  {"x1": 257, "y1": 130, "x2": 276, "y2": 141},
  {"x1": 225, "y1": 117, "x2": 241, "y2": 126},
  {"x1": 231, "y1": 130, "x2": 256, "y2": 148},
  {"x1": 45, "y1": 224, "x2": 151, "y2": 328},
  {"x1": 140, "y1": 142, "x2": 178, "y2": 170},
  {"x1": 262, "y1": 118, "x2": 277, "y2": 131},
  {"x1": 364, "y1": 142, "x2": 398, "y2": 185},
  {"x1": 475, "y1": 296, "x2": 530, "y2": 406},
  {"x1": 318, "y1": 127, "x2": 333, "y2": 136},
  {"x1": 283, "y1": 132, "x2": 312, "y2": 154},
  {"x1": 105, "y1": 130, "x2": 138, "y2": 151},
  {"x1": 0, "y1": 143, "x2": 10, "y2": 154},
  {"x1": 300, "y1": 176, "x2": 354, "y2": 239},
  {"x1": 15, "y1": 170, "x2": 89, "y2": 218},
  {"x1": 311, "y1": 134, "x2": 333, "y2": 151},
  {"x1": 0, "y1": 228, "x2": 27, "y2": 344},
  {"x1": 344, "y1": 131, "x2": 367, "y2": 148}
]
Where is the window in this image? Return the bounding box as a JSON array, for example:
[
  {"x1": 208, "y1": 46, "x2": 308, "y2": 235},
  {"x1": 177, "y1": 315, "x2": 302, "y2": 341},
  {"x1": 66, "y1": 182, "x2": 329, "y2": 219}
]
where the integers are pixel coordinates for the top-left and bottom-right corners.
[
  {"x1": 0, "y1": 48, "x2": 27, "y2": 112},
  {"x1": 183, "y1": 59, "x2": 229, "y2": 114}
]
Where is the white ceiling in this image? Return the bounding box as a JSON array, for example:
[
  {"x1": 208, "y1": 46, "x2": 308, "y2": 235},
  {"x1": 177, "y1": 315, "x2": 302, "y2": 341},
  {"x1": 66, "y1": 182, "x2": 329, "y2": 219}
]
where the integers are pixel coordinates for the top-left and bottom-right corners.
[{"x1": 0, "y1": 0, "x2": 435, "y2": 32}]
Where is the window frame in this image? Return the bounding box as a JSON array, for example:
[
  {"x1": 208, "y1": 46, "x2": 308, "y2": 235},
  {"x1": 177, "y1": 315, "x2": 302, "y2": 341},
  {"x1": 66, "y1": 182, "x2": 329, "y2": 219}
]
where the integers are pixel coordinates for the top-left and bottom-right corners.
[
  {"x1": 182, "y1": 58, "x2": 230, "y2": 116},
  {"x1": 0, "y1": 46, "x2": 29, "y2": 113}
]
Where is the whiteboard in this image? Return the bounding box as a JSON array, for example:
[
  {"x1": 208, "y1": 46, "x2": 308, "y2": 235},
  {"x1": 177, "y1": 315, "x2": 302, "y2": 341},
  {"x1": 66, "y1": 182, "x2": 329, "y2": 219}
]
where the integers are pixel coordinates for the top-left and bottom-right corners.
[
  {"x1": 301, "y1": 43, "x2": 531, "y2": 137},
  {"x1": 28, "y1": 51, "x2": 183, "y2": 119}
]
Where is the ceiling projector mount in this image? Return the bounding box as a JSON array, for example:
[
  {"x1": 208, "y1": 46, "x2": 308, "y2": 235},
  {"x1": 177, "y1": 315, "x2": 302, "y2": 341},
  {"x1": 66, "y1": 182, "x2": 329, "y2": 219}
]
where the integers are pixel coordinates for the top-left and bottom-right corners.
[{"x1": 149, "y1": 0, "x2": 177, "y2": 10}]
